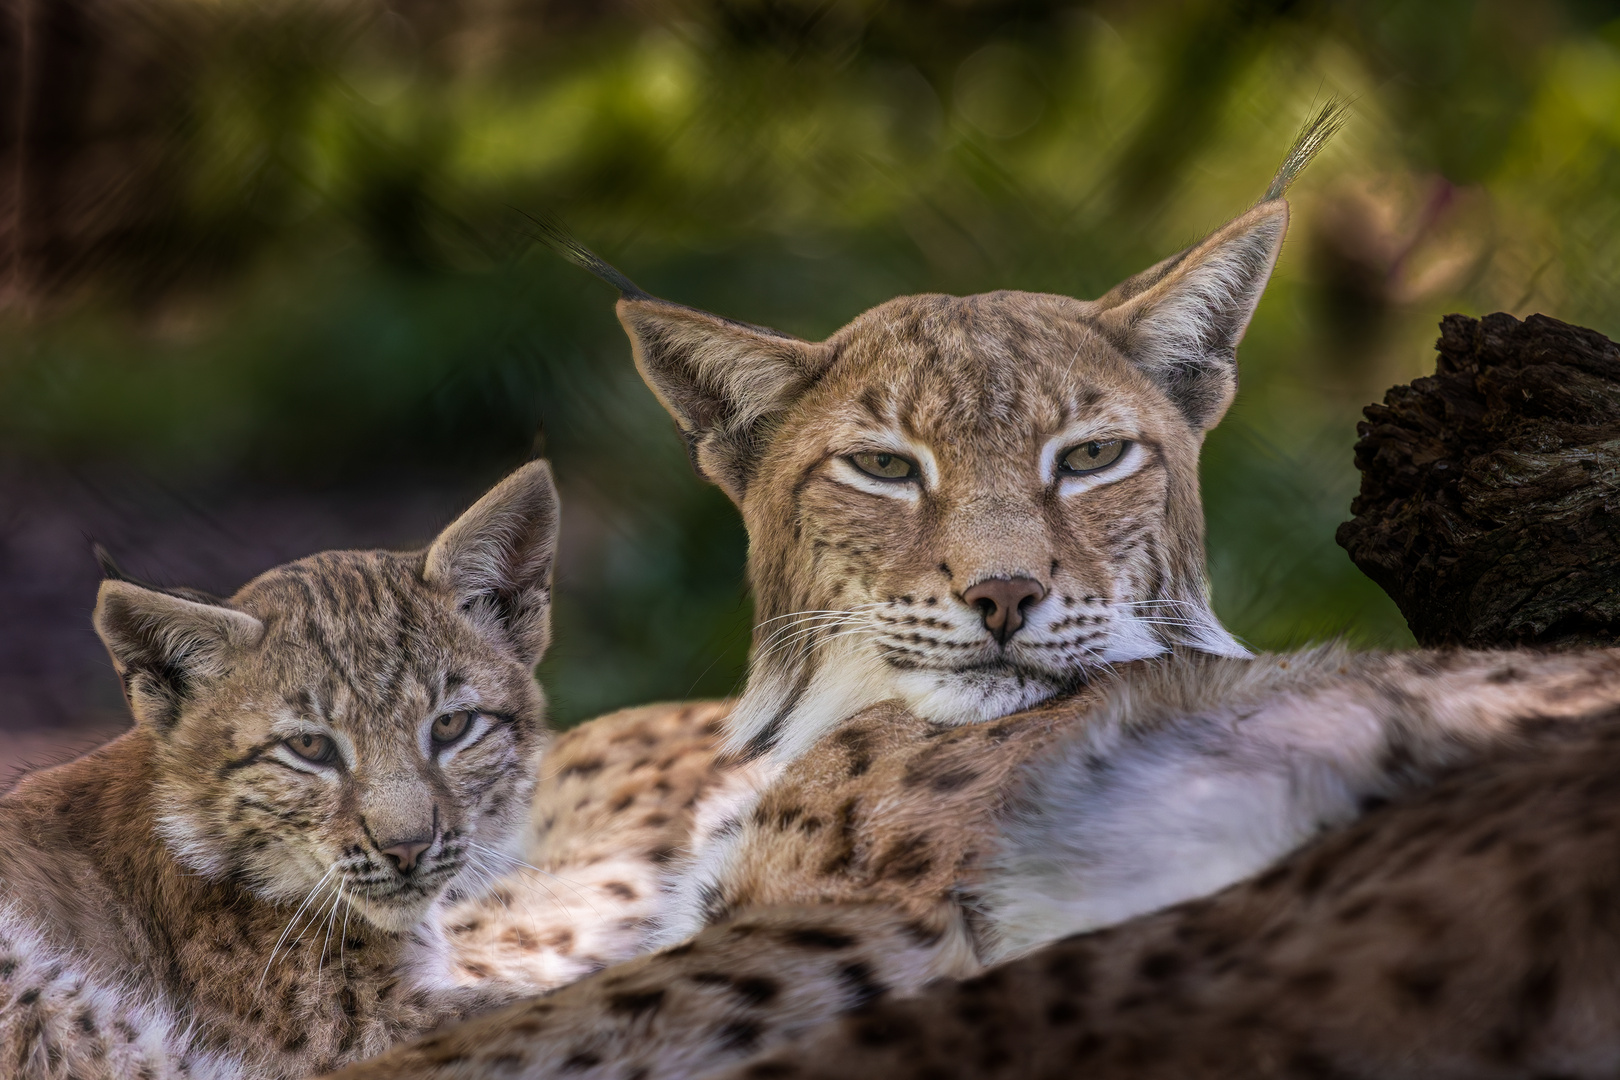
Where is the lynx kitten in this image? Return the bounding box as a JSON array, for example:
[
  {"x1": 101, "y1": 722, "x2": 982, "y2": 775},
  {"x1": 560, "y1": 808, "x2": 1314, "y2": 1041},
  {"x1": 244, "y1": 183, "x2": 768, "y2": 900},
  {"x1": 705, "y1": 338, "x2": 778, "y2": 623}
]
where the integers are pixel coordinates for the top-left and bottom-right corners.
[{"x1": 0, "y1": 461, "x2": 561, "y2": 1079}]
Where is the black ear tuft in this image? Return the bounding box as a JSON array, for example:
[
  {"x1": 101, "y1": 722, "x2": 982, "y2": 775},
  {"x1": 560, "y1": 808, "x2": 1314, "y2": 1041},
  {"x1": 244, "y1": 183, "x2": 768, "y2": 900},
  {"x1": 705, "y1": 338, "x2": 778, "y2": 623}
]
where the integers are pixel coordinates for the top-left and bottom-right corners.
[
  {"x1": 518, "y1": 211, "x2": 649, "y2": 299},
  {"x1": 92, "y1": 542, "x2": 128, "y2": 581},
  {"x1": 90, "y1": 542, "x2": 228, "y2": 605}
]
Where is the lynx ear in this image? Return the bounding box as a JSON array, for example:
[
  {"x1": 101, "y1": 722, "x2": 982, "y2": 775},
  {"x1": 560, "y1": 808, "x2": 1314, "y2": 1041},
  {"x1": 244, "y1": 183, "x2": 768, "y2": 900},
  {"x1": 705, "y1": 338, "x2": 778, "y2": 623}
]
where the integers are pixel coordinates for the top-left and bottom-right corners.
[
  {"x1": 1094, "y1": 200, "x2": 1288, "y2": 430},
  {"x1": 618, "y1": 296, "x2": 834, "y2": 503},
  {"x1": 94, "y1": 581, "x2": 265, "y2": 730},
  {"x1": 424, "y1": 459, "x2": 559, "y2": 668}
]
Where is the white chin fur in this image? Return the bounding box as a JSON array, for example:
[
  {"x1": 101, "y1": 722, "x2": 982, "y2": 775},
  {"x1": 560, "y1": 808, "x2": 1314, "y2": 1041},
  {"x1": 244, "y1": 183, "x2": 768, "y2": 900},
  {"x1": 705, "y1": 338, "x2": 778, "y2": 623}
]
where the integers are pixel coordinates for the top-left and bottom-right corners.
[
  {"x1": 754, "y1": 638, "x2": 900, "y2": 763},
  {"x1": 890, "y1": 667, "x2": 1067, "y2": 726},
  {"x1": 353, "y1": 892, "x2": 433, "y2": 933}
]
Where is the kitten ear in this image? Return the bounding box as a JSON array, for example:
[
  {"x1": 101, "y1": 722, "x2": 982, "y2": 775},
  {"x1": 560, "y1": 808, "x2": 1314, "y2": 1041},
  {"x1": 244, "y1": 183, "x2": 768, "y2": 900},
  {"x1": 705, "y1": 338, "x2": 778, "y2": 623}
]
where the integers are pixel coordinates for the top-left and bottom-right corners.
[
  {"x1": 617, "y1": 296, "x2": 833, "y2": 503},
  {"x1": 1093, "y1": 200, "x2": 1288, "y2": 430},
  {"x1": 424, "y1": 459, "x2": 559, "y2": 668},
  {"x1": 94, "y1": 581, "x2": 265, "y2": 730}
]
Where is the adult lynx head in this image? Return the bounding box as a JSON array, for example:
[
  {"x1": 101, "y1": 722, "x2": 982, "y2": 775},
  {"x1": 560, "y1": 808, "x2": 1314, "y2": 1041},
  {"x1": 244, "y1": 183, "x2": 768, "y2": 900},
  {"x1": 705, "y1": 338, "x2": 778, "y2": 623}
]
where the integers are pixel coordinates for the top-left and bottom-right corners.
[
  {"x1": 552, "y1": 111, "x2": 1338, "y2": 763},
  {"x1": 92, "y1": 461, "x2": 559, "y2": 932}
]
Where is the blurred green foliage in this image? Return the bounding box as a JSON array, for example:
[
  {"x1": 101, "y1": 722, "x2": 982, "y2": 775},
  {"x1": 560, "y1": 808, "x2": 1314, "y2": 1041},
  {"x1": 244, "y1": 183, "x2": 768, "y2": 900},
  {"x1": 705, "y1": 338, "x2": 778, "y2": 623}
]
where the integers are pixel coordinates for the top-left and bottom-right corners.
[{"x1": 7, "y1": 0, "x2": 1620, "y2": 723}]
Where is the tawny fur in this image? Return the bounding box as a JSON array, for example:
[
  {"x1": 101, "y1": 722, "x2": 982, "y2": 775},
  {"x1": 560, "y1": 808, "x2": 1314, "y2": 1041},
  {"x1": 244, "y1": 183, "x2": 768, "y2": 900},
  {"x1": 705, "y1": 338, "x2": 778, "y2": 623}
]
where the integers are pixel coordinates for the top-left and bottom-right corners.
[
  {"x1": 329, "y1": 905, "x2": 941, "y2": 1080},
  {"x1": 0, "y1": 461, "x2": 564, "y2": 1078},
  {"x1": 431, "y1": 201, "x2": 1300, "y2": 1003},
  {"x1": 0, "y1": 899, "x2": 239, "y2": 1080},
  {"x1": 644, "y1": 688, "x2": 1108, "y2": 959},
  {"x1": 660, "y1": 644, "x2": 1620, "y2": 959},
  {"x1": 0, "y1": 730, "x2": 507, "y2": 1079},
  {"x1": 440, "y1": 700, "x2": 743, "y2": 990},
  {"x1": 707, "y1": 718, "x2": 1620, "y2": 1080},
  {"x1": 322, "y1": 645, "x2": 1620, "y2": 1080},
  {"x1": 607, "y1": 197, "x2": 1305, "y2": 943}
]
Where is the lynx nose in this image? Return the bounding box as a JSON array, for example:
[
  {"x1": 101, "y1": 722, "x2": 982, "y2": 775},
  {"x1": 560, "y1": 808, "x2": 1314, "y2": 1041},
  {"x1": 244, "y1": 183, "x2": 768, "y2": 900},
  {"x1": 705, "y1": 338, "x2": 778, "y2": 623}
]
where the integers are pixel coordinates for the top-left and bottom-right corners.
[
  {"x1": 963, "y1": 577, "x2": 1047, "y2": 646},
  {"x1": 379, "y1": 838, "x2": 433, "y2": 873}
]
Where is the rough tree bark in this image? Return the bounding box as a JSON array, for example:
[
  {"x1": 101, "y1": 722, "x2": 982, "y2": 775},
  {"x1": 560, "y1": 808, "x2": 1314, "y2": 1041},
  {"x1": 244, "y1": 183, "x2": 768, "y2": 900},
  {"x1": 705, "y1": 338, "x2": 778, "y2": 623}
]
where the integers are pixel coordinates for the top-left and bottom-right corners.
[{"x1": 1337, "y1": 311, "x2": 1620, "y2": 649}]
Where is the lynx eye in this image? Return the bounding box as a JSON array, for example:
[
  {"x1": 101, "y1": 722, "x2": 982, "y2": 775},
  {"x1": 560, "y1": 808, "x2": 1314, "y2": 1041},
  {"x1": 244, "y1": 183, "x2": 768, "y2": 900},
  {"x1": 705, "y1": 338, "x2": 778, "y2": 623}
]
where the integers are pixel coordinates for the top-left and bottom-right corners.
[
  {"x1": 285, "y1": 733, "x2": 337, "y2": 765},
  {"x1": 1058, "y1": 440, "x2": 1127, "y2": 475},
  {"x1": 849, "y1": 452, "x2": 918, "y2": 480},
  {"x1": 431, "y1": 710, "x2": 474, "y2": 746}
]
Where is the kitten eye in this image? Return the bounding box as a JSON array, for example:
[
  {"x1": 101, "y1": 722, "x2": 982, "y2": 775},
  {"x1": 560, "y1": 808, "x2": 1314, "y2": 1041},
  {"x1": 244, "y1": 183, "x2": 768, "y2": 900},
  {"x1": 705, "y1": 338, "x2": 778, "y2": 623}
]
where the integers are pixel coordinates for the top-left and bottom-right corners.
[
  {"x1": 1058, "y1": 440, "x2": 1127, "y2": 475},
  {"x1": 849, "y1": 452, "x2": 918, "y2": 480},
  {"x1": 431, "y1": 710, "x2": 474, "y2": 746},
  {"x1": 285, "y1": 733, "x2": 337, "y2": 765}
]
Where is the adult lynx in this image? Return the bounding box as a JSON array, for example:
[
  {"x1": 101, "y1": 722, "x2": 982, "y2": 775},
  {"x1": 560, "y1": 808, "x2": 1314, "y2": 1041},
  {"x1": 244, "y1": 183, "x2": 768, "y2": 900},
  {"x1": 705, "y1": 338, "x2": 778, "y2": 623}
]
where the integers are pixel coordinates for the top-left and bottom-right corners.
[{"x1": 324, "y1": 107, "x2": 1620, "y2": 1080}]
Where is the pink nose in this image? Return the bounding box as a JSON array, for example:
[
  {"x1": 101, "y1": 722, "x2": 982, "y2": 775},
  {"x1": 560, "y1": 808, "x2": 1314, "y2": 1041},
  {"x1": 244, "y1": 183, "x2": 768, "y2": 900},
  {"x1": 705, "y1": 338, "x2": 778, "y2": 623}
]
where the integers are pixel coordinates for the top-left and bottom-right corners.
[
  {"x1": 962, "y1": 577, "x2": 1047, "y2": 645},
  {"x1": 379, "y1": 838, "x2": 432, "y2": 872}
]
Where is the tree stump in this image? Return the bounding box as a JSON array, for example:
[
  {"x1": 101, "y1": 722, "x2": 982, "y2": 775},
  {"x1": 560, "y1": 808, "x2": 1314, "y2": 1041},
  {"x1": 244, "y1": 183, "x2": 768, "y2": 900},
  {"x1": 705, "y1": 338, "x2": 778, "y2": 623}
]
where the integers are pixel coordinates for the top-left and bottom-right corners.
[{"x1": 1336, "y1": 312, "x2": 1620, "y2": 648}]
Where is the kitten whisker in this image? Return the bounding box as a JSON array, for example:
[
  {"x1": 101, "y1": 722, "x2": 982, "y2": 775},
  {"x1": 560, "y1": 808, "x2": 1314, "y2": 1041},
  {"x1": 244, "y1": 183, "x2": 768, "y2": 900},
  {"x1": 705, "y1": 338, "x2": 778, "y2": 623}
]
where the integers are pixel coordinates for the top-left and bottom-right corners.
[
  {"x1": 338, "y1": 890, "x2": 354, "y2": 971},
  {"x1": 318, "y1": 883, "x2": 345, "y2": 977},
  {"x1": 258, "y1": 866, "x2": 336, "y2": 993}
]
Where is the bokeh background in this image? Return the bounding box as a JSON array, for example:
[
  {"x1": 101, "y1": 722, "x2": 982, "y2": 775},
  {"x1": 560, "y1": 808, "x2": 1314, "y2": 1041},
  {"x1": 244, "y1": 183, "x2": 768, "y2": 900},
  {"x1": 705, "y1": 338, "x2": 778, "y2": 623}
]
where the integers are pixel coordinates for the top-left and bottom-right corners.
[{"x1": 5, "y1": 0, "x2": 1620, "y2": 779}]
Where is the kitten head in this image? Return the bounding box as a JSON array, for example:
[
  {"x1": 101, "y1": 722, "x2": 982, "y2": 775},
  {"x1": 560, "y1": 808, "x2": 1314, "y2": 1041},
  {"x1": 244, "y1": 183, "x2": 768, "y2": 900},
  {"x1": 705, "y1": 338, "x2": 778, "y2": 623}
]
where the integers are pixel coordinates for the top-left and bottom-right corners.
[{"x1": 93, "y1": 461, "x2": 559, "y2": 933}]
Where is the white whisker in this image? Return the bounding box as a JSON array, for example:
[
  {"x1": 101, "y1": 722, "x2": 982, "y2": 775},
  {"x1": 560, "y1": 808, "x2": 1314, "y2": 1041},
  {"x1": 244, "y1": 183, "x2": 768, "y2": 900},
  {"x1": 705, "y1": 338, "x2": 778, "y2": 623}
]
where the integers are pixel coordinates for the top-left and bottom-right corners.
[
  {"x1": 751, "y1": 606, "x2": 877, "y2": 630},
  {"x1": 753, "y1": 617, "x2": 882, "y2": 666},
  {"x1": 338, "y1": 890, "x2": 354, "y2": 971},
  {"x1": 314, "y1": 884, "x2": 344, "y2": 990},
  {"x1": 257, "y1": 866, "x2": 335, "y2": 993},
  {"x1": 751, "y1": 612, "x2": 866, "y2": 653}
]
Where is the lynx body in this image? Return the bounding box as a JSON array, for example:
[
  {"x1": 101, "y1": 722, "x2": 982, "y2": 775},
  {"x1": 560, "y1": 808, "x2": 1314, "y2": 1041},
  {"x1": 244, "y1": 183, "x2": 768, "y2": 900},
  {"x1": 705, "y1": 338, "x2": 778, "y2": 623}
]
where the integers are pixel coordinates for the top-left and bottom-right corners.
[{"x1": 328, "y1": 111, "x2": 1620, "y2": 1080}]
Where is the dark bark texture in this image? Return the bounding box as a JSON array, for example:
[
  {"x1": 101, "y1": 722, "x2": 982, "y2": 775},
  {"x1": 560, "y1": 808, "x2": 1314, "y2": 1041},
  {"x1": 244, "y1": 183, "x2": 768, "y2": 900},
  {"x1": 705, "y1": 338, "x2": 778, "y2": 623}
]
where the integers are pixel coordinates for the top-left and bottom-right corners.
[{"x1": 1337, "y1": 312, "x2": 1620, "y2": 648}]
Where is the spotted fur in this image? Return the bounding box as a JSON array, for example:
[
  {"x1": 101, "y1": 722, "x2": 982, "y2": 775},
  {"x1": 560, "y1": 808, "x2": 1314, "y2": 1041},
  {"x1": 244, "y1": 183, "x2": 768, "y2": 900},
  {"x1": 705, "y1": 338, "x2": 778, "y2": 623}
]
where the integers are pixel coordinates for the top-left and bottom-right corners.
[
  {"x1": 439, "y1": 699, "x2": 750, "y2": 991},
  {"x1": 709, "y1": 717, "x2": 1620, "y2": 1080},
  {"x1": 329, "y1": 905, "x2": 941, "y2": 1080},
  {"x1": 331, "y1": 116, "x2": 1620, "y2": 1079},
  {"x1": 462, "y1": 127, "x2": 1358, "y2": 993},
  {"x1": 323, "y1": 644, "x2": 1620, "y2": 1080},
  {"x1": 601, "y1": 195, "x2": 1316, "y2": 956},
  {"x1": 0, "y1": 461, "x2": 562, "y2": 1078},
  {"x1": 590, "y1": 109, "x2": 1342, "y2": 770}
]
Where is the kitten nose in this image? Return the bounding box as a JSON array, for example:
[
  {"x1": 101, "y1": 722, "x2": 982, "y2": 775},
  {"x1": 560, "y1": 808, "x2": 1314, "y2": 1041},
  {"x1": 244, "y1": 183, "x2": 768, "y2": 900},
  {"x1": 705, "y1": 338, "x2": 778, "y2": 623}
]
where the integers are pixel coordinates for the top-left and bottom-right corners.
[
  {"x1": 963, "y1": 577, "x2": 1047, "y2": 645},
  {"x1": 379, "y1": 838, "x2": 433, "y2": 872}
]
